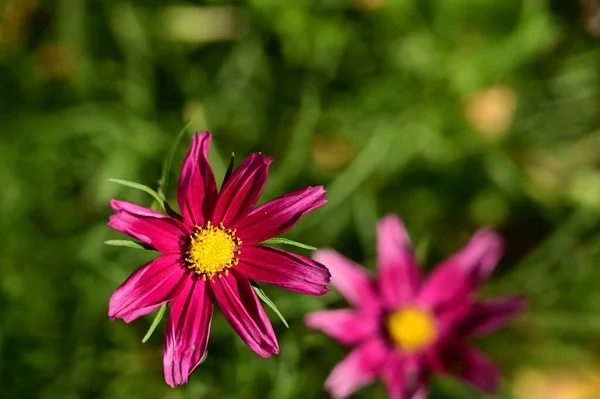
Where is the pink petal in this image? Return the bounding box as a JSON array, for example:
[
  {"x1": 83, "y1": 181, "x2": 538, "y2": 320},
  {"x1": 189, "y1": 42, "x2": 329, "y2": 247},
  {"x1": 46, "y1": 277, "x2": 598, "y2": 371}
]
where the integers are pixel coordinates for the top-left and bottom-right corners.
[
  {"x1": 430, "y1": 341, "x2": 500, "y2": 394},
  {"x1": 212, "y1": 153, "x2": 272, "y2": 227},
  {"x1": 163, "y1": 277, "x2": 213, "y2": 387},
  {"x1": 304, "y1": 309, "x2": 378, "y2": 345},
  {"x1": 233, "y1": 186, "x2": 326, "y2": 244},
  {"x1": 109, "y1": 200, "x2": 187, "y2": 252},
  {"x1": 381, "y1": 353, "x2": 426, "y2": 399},
  {"x1": 177, "y1": 131, "x2": 217, "y2": 226},
  {"x1": 210, "y1": 272, "x2": 278, "y2": 357},
  {"x1": 313, "y1": 249, "x2": 379, "y2": 311},
  {"x1": 456, "y1": 347, "x2": 500, "y2": 393},
  {"x1": 457, "y1": 296, "x2": 526, "y2": 337},
  {"x1": 377, "y1": 214, "x2": 421, "y2": 308},
  {"x1": 236, "y1": 245, "x2": 330, "y2": 295},
  {"x1": 109, "y1": 254, "x2": 186, "y2": 323},
  {"x1": 417, "y1": 229, "x2": 503, "y2": 310},
  {"x1": 324, "y1": 338, "x2": 388, "y2": 399}
]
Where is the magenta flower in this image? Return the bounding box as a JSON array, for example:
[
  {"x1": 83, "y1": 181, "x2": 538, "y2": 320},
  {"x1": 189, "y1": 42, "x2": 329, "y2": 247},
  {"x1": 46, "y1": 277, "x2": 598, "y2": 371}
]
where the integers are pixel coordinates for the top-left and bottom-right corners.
[
  {"x1": 108, "y1": 131, "x2": 330, "y2": 387},
  {"x1": 305, "y1": 214, "x2": 525, "y2": 399}
]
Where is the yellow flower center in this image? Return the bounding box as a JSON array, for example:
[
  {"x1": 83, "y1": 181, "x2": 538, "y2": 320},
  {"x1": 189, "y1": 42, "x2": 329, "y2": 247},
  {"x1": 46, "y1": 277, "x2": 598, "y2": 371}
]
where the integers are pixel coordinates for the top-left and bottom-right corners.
[
  {"x1": 386, "y1": 307, "x2": 437, "y2": 352},
  {"x1": 185, "y1": 221, "x2": 242, "y2": 279}
]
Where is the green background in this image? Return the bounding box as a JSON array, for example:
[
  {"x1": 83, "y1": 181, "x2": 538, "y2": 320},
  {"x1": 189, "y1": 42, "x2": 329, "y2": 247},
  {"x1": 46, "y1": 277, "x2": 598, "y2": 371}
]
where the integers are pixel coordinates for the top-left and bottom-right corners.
[{"x1": 1, "y1": 0, "x2": 600, "y2": 398}]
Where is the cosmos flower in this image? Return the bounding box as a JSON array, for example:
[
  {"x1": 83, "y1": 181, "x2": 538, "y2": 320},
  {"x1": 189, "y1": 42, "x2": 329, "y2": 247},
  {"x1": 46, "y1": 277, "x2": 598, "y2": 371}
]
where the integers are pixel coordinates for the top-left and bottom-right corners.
[
  {"x1": 305, "y1": 214, "x2": 525, "y2": 399},
  {"x1": 108, "y1": 131, "x2": 330, "y2": 387}
]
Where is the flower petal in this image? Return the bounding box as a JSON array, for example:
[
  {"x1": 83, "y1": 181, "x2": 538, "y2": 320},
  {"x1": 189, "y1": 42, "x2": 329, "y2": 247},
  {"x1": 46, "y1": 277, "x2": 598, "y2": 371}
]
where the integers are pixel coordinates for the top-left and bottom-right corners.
[
  {"x1": 324, "y1": 338, "x2": 388, "y2": 399},
  {"x1": 457, "y1": 296, "x2": 526, "y2": 337},
  {"x1": 305, "y1": 309, "x2": 378, "y2": 345},
  {"x1": 417, "y1": 229, "x2": 503, "y2": 310},
  {"x1": 109, "y1": 254, "x2": 186, "y2": 323},
  {"x1": 233, "y1": 186, "x2": 326, "y2": 244},
  {"x1": 236, "y1": 245, "x2": 330, "y2": 295},
  {"x1": 432, "y1": 341, "x2": 500, "y2": 394},
  {"x1": 109, "y1": 200, "x2": 187, "y2": 252},
  {"x1": 381, "y1": 353, "x2": 427, "y2": 399},
  {"x1": 177, "y1": 131, "x2": 217, "y2": 226},
  {"x1": 377, "y1": 214, "x2": 421, "y2": 308},
  {"x1": 163, "y1": 277, "x2": 213, "y2": 388},
  {"x1": 313, "y1": 249, "x2": 379, "y2": 311},
  {"x1": 212, "y1": 153, "x2": 272, "y2": 226},
  {"x1": 456, "y1": 347, "x2": 500, "y2": 393},
  {"x1": 210, "y1": 272, "x2": 278, "y2": 357}
]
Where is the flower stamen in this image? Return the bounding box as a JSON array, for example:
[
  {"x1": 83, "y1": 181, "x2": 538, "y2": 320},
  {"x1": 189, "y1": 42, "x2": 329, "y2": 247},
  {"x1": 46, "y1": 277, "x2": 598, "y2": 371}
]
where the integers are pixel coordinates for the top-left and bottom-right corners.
[
  {"x1": 386, "y1": 307, "x2": 437, "y2": 352},
  {"x1": 185, "y1": 221, "x2": 242, "y2": 279}
]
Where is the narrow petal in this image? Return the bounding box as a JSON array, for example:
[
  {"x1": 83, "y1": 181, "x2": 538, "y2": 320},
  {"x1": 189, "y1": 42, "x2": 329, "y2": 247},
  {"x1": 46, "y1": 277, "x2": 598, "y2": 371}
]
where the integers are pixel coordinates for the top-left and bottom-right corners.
[
  {"x1": 324, "y1": 338, "x2": 388, "y2": 399},
  {"x1": 177, "y1": 131, "x2": 217, "y2": 226},
  {"x1": 109, "y1": 254, "x2": 186, "y2": 323},
  {"x1": 456, "y1": 347, "x2": 500, "y2": 393},
  {"x1": 233, "y1": 186, "x2": 326, "y2": 244},
  {"x1": 305, "y1": 309, "x2": 378, "y2": 345},
  {"x1": 314, "y1": 249, "x2": 379, "y2": 311},
  {"x1": 211, "y1": 272, "x2": 278, "y2": 357},
  {"x1": 381, "y1": 353, "x2": 426, "y2": 399},
  {"x1": 163, "y1": 277, "x2": 213, "y2": 388},
  {"x1": 109, "y1": 200, "x2": 187, "y2": 252},
  {"x1": 236, "y1": 245, "x2": 330, "y2": 295},
  {"x1": 377, "y1": 214, "x2": 421, "y2": 308},
  {"x1": 417, "y1": 229, "x2": 503, "y2": 310},
  {"x1": 431, "y1": 341, "x2": 500, "y2": 394},
  {"x1": 457, "y1": 296, "x2": 526, "y2": 337},
  {"x1": 212, "y1": 153, "x2": 272, "y2": 226}
]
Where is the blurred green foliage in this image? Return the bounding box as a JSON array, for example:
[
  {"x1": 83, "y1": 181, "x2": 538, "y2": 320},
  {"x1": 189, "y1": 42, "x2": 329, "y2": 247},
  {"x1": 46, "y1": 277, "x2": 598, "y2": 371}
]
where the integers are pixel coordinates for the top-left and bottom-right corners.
[{"x1": 1, "y1": 0, "x2": 599, "y2": 398}]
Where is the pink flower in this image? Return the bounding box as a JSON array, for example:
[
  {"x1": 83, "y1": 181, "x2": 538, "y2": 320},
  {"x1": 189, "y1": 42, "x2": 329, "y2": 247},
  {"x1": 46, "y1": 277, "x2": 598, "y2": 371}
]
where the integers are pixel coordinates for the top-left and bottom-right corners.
[
  {"x1": 305, "y1": 214, "x2": 525, "y2": 399},
  {"x1": 108, "y1": 131, "x2": 330, "y2": 387}
]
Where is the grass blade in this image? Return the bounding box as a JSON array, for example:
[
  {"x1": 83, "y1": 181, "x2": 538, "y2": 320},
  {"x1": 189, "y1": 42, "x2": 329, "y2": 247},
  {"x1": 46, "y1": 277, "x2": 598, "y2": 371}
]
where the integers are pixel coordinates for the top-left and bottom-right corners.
[
  {"x1": 108, "y1": 178, "x2": 165, "y2": 210},
  {"x1": 250, "y1": 281, "x2": 289, "y2": 328},
  {"x1": 262, "y1": 237, "x2": 316, "y2": 251},
  {"x1": 142, "y1": 303, "x2": 167, "y2": 343},
  {"x1": 104, "y1": 240, "x2": 146, "y2": 249}
]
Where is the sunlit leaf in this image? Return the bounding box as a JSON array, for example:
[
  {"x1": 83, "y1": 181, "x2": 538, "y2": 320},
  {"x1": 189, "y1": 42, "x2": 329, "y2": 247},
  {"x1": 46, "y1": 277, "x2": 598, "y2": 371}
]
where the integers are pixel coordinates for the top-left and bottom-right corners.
[
  {"x1": 158, "y1": 121, "x2": 192, "y2": 199},
  {"x1": 142, "y1": 303, "x2": 167, "y2": 343},
  {"x1": 262, "y1": 237, "x2": 316, "y2": 251},
  {"x1": 104, "y1": 240, "x2": 146, "y2": 249},
  {"x1": 250, "y1": 281, "x2": 289, "y2": 328},
  {"x1": 108, "y1": 178, "x2": 165, "y2": 210}
]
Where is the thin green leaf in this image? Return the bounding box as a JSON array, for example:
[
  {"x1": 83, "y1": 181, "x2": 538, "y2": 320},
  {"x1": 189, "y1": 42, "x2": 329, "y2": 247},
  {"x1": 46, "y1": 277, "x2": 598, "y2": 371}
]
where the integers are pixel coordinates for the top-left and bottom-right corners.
[
  {"x1": 199, "y1": 351, "x2": 208, "y2": 364},
  {"x1": 142, "y1": 303, "x2": 167, "y2": 343},
  {"x1": 104, "y1": 240, "x2": 146, "y2": 249},
  {"x1": 250, "y1": 281, "x2": 289, "y2": 328},
  {"x1": 262, "y1": 237, "x2": 316, "y2": 251},
  {"x1": 108, "y1": 178, "x2": 165, "y2": 210},
  {"x1": 158, "y1": 121, "x2": 192, "y2": 199},
  {"x1": 221, "y1": 152, "x2": 235, "y2": 186}
]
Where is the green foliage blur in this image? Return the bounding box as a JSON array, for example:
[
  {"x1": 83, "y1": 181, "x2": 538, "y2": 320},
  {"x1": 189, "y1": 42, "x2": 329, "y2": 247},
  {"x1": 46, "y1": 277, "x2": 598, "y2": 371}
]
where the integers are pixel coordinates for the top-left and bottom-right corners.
[{"x1": 1, "y1": 0, "x2": 600, "y2": 398}]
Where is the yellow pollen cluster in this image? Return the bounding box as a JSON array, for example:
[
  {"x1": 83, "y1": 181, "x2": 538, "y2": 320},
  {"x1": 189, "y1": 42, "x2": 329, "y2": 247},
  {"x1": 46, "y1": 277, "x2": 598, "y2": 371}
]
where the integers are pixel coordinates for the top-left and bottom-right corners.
[
  {"x1": 185, "y1": 221, "x2": 241, "y2": 279},
  {"x1": 386, "y1": 307, "x2": 437, "y2": 352}
]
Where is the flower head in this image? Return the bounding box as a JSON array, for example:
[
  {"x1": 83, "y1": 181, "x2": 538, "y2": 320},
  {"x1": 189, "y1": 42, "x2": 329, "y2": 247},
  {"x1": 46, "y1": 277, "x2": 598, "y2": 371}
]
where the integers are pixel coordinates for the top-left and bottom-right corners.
[
  {"x1": 305, "y1": 214, "x2": 525, "y2": 399},
  {"x1": 108, "y1": 131, "x2": 330, "y2": 387}
]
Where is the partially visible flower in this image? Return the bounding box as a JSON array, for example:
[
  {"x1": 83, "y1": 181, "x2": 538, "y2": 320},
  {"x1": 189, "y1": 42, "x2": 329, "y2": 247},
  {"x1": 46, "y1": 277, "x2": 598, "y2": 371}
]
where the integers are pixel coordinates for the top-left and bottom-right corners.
[
  {"x1": 305, "y1": 214, "x2": 525, "y2": 399},
  {"x1": 108, "y1": 131, "x2": 330, "y2": 387}
]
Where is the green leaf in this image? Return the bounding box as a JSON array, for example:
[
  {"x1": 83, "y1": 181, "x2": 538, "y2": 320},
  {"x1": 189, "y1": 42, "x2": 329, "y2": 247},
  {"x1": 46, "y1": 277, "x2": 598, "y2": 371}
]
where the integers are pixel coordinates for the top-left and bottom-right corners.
[
  {"x1": 250, "y1": 281, "x2": 289, "y2": 328},
  {"x1": 142, "y1": 303, "x2": 167, "y2": 343},
  {"x1": 104, "y1": 240, "x2": 146, "y2": 249},
  {"x1": 261, "y1": 237, "x2": 316, "y2": 251},
  {"x1": 158, "y1": 121, "x2": 192, "y2": 199},
  {"x1": 199, "y1": 351, "x2": 208, "y2": 364},
  {"x1": 108, "y1": 178, "x2": 165, "y2": 210},
  {"x1": 221, "y1": 152, "x2": 235, "y2": 186}
]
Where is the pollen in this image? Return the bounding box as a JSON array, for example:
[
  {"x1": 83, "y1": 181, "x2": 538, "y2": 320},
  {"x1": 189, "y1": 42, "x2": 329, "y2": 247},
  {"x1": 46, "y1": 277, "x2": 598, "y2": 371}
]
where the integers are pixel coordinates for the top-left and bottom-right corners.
[
  {"x1": 386, "y1": 307, "x2": 437, "y2": 352},
  {"x1": 185, "y1": 221, "x2": 242, "y2": 279}
]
